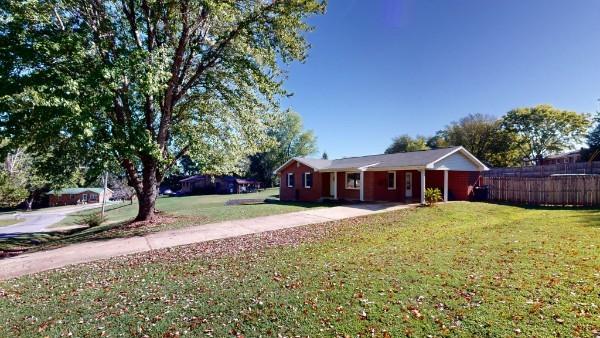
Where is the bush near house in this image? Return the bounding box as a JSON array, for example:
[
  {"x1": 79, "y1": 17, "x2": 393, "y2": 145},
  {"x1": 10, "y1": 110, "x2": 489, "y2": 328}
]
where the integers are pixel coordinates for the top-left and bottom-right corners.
[{"x1": 424, "y1": 187, "x2": 442, "y2": 206}]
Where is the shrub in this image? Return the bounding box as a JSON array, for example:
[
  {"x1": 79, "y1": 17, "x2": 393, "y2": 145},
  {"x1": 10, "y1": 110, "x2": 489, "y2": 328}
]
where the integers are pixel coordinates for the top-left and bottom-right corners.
[
  {"x1": 79, "y1": 212, "x2": 106, "y2": 227},
  {"x1": 424, "y1": 188, "x2": 442, "y2": 206}
]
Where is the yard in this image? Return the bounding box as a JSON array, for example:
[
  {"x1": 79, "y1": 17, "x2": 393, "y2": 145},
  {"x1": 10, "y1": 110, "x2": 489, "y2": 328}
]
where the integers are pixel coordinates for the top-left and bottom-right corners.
[
  {"x1": 1, "y1": 202, "x2": 598, "y2": 336},
  {"x1": 0, "y1": 188, "x2": 326, "y2": 253},
  {"x1": 0, "y1": 218, "x2": 22, "y2": 227}
]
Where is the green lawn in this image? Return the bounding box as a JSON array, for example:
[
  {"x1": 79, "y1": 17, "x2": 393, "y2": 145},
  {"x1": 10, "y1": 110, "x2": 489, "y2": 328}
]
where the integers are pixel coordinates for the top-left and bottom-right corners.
[
  {"x1": 53, "y1": 188, "x2": 318, "y2": 227},
  {"x1": 1, "y1": 202, "x2": 599, "y2": 336},
  {"x1": 0, "y1": 218, "x2": 23, "y2": 227},
  {"x1": 0, "y1": 189, "x2": 328, "y2": 253}
]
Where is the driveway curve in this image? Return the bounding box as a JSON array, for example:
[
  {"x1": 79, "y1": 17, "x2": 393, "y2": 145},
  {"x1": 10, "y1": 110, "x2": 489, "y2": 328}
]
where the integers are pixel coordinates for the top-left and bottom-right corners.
[{"x1": 0, "y1": 204, "x2": 109, "y2": 235}]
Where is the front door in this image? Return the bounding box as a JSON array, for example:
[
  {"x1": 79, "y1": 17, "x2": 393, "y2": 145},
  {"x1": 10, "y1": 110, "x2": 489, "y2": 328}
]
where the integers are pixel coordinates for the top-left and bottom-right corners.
[
  {"x1": 329, "y1": 173, "x2": 336, "y2": 197},
  {"x1": 405, "y1": 172, "x2": 413, "y2": 198}
]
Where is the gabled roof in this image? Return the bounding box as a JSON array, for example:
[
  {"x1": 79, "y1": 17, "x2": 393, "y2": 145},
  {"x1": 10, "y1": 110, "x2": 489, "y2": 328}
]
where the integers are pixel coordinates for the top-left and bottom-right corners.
[
  {"x1": 274, "y1": 146, "x2": 488, "y2": 173},
  {"x1": 48, "y1": 187, "x2": 111, "y2": 195},
  {"x1": 179, "y1": 174, "x2": 209, "y2": 183}
]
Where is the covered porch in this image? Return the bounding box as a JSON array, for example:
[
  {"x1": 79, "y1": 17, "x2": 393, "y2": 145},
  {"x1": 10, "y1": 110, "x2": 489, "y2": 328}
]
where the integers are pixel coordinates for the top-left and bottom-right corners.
[{"x1": 318, "y1": 169, "x2": 457, "y2": 204}]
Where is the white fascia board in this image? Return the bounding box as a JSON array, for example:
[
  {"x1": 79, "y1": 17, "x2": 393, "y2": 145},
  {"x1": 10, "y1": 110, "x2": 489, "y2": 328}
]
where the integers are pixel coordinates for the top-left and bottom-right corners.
[
  {"x1": 357, "y1": 162, "x2": 380, "y2": 171},
  {"x1": 363, "y1": 165, "x2": 426, "y2": 171},
  {"x1": 273, "y1": 157, "x2": 322, "y2": 174}
]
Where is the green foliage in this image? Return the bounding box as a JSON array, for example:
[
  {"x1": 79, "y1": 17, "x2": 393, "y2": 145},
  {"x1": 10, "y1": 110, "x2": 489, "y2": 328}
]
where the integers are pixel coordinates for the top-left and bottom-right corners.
[
  {"x1": 502, "y1": 104, "x2": 591, "y2": 162},
  {"x1": 437, "y1": 114, "x2": 522, "y2": 167},
  {"x1": 248, "y1": 110, "x2": 317, "y2": 186},
  {"x1": 321, "y1": 151, "x2": 328, "y2": 160},
  {"x1": 0, "y1": 0, "x2": 325, "y2": 219},
  {"x1": 385, "y1": 134, "x2": 429, "y2": 154},
  {"x1": 0, "y1": 141, "x2": 51, "y2": 208},
  {"x1": 0, "y1": 171, "x2": 28, "y2": 208},
  {"x1": 79, "y1": 212, "x2": 106, "y2": 228},
  {"x1": 424, "y1": 187, "x2": 442, "y2": 206}
]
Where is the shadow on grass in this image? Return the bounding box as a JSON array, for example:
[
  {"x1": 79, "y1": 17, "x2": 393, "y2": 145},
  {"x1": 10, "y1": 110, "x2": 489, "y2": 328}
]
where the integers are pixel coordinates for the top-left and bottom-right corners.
[
  {"x1": 0, "y1": 218, "x2": 151, "y2": 256},
  {"x1": 481, "y1": 201, "x2": 600, "y2": 227}
]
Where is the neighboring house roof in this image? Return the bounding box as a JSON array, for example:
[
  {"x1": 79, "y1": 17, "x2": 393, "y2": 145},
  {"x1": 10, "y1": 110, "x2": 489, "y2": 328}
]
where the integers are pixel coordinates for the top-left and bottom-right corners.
[
  {"x1": 180, "y1": 175, "x2": 209, "y2": 183},
  {"x1": 235, "y1": 178, "x2": 259, "y2": 184},
  {"x1": 545, "y1": 150, "x2": 581, "y2": 159},
  {"x1": 274, "y1": 146, "x2": 489, "y2": 173},
  {"x1": 48, "y1": 187, "x2": 111, "y2": 195}
]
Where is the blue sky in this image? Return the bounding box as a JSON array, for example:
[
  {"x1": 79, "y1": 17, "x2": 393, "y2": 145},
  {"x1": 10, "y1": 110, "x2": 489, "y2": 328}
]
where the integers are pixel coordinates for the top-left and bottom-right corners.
[{"x1": 282, "y1": 0, "x2": 600, "y2": 159}]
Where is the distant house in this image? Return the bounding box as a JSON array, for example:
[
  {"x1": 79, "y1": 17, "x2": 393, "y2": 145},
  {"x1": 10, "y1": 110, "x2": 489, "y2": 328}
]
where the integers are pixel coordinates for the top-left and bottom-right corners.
[
  {"x1": 47, "y1": 188, "x2": 113, "y2": 206},
  {"x1": 274, "y1": 146, "x2": 488, "y2": 204},
  {"x1": 179, "y1": 175, "x2": 261, "y2": 194},
  {"x1": 539, "y1": 150, "x2": 581, "y2": 165}
]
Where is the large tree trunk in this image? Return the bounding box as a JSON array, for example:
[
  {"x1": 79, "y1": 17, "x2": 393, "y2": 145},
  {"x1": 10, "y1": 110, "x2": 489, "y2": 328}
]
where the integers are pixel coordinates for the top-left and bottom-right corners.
[{"x1": 135, "y1": 157, "x2": 159, "y2": 221}]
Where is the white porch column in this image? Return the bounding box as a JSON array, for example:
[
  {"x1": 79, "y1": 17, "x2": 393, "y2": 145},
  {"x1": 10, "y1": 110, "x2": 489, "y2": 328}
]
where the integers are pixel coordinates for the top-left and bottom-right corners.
[
  {"x1": 333, "y1": 171, "x2": 337, "y2": 200},
  {"x1": 360, "y1": 171, "x2": 365, "y2": 201},
  {"x1": 420, "y1": 169, "x2": 426, "y2": 204},
  {"x1": 443, "y1": 170, "x2": 449, "y2": 202}
]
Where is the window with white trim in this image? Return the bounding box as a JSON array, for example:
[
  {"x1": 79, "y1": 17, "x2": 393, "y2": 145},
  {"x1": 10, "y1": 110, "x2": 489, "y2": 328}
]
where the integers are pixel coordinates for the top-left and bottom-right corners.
[
  {"x1": 287, "y1": 173, "x2": 295, "y2": 188},
  {"x1": 304, "y1": 172, "x2": 313, "y2": 188},
  {"x1": 387, "y1": 171, "x2": 396, "y2": 190},
  {"x1": 345, "y1": 172, "x2": 361, "y2": 189}
]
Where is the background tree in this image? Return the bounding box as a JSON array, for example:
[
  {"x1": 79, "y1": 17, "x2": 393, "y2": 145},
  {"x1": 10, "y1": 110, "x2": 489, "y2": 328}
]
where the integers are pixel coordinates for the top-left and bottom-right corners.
[
  {"x1": 1, "y1": 1, "x2": 325, "y2": 220},
  {"x1": 321, "y1": 151, "x2": 328, "y2": 160},
  {"x1": 384, "y1": 134, "x2": 429, "y2": 154},
  {"x1": 502, "y1": 104, "x2": 590, "y2": 163},
  {"x1": 437, "y1": 113, "x2": 521, "y2": 167},
  {"x1": 581, "y1": 112, "x2": 600, "y2": 161},
  {"x1": 426, "y1": 133, "x2": 449, "y2": 149},
  {"x1": 247, "y1": 110, "x2": 317, "y2": 186},
  {"x1": 0, "y1": 141, "x2": 53, "y2": 209}
]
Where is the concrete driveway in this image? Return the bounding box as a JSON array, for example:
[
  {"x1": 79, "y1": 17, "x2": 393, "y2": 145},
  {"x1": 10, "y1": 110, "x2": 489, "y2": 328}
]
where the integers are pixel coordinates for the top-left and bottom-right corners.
[
  {"x1": 0, "y1": 203, "x2": 415, "y2": 280},
  {"x1": 0, "y1": 204, "x2": 107, "y2": 235}
]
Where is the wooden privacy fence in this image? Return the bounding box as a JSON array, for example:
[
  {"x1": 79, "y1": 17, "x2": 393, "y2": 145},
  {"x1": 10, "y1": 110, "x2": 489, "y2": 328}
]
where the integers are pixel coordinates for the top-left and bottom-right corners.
[
  {"x1": 484, "y1": 162, "x2": 600, "y2": 177},
  {"x1": 482, "y1": 176, "x2": 600, "y2": 206}
]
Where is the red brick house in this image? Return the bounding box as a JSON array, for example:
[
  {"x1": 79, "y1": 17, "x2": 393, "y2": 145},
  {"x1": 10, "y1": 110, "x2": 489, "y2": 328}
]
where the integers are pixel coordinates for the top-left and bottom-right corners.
[
  {"x1": 275, "y1": 146, "x2": 488, "y2": 204},
  {"x1": 48, "y1": 188, "x2": 113, "y2": 207}
]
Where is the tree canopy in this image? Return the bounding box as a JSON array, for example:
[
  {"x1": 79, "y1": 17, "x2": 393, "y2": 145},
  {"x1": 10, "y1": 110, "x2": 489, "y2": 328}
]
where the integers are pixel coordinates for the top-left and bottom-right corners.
[
  {"x1": 501, "y1": 104, "x2": 590, "y2": 163},
  {"x1": 0, "y1": 0, "x2": 324, "y2": 220},
  {"x1": 437, "y1": 114, "x2": 521, "y2": 167},
  {"x1": 247, "y1": 110, "x2": 317, "y2": 187},
  {"x1": 384, "y1": 134, "x2": 429, "y2": 154}
]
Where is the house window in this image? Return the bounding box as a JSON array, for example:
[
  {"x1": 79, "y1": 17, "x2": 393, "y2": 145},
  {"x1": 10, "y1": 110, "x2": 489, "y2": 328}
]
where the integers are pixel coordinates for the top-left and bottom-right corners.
[
  {"x1": 304, "y1": 172, "x2": 313, "y2": 188},
  {"x1": 287, "y1": 173, "x2": 295, "y2": 188},
  {"x1": 387, "y1": 171, "x2": 396, "y2": 190},
  {"x1": 345, "y1": 172, "x2": 361, "y2": 189}
]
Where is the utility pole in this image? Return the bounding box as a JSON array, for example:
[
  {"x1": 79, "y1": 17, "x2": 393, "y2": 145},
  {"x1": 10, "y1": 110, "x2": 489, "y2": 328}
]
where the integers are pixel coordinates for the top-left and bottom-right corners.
[{"x1": 101, "y1": 171, "x2": 108, "y2": 217}]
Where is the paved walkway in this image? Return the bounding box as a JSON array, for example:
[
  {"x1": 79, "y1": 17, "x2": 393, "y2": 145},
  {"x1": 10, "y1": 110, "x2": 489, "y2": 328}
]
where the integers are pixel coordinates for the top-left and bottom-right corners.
[
  {"x1": 0, "y1": 204, "x2": 113, "y2": 235},
  {"x1": 0, "y1": 203, "x2": 413, "y2": 280}
]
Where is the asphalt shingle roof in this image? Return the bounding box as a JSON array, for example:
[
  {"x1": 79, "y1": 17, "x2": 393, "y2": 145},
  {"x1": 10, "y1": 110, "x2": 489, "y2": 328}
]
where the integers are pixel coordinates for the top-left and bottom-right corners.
[
  {"x1": 47, "y1": 188, "x2": 106, "y2": 195},
  {"x1": 294, "y1": 147, "x2": 463, "y2": 171}
]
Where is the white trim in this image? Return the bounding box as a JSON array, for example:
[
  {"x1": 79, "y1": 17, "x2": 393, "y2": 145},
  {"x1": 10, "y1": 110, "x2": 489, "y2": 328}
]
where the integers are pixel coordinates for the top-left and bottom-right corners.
[
  {"x1": 443, "y1": 169, "x2": 448, "y2": 202},
  {"x1": 331, "y1": 172, "x2": 337, "y2": 199},
  {"x1": 274, "y1": 157, "x2": 322, "y2": 174},
  {"x1": 426, "y1": 147, "x2": 489, "y2": 171},
  {"x1": 287, "y1": 172, "x2": 294, "y2": 188},
  {"x1": 304, "y1": 172, "x2": 312, "y2": 188},
  {"x1": 360, "y1": 171, "x2": 365, "y2": 201},
  {"x1": 357, "y1": 162, "x2": 380, "y2": 171},
  {"x1": 387, "y1": 171, "x2": 396, "y2": 190},
  {"x1": 420, "y1": 170, "x2": 426, "y2": 204},
  {"x1": 345, "y1": 172, "x2": 361, "y2": 190}
]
